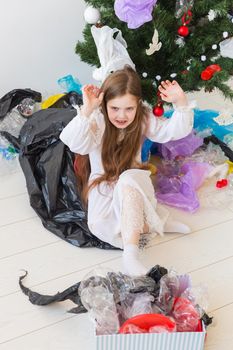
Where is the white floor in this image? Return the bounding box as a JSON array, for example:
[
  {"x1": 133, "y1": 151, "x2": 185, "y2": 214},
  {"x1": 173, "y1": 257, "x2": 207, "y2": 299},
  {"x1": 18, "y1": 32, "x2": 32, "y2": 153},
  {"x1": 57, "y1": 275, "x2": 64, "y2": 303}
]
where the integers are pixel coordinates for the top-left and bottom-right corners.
[
  {"x1": 0, "y1": 157, "x2": 233, "y2": 350},
  {"x1": 0, "y1": 87, "x2": 233, "y2": 349}
]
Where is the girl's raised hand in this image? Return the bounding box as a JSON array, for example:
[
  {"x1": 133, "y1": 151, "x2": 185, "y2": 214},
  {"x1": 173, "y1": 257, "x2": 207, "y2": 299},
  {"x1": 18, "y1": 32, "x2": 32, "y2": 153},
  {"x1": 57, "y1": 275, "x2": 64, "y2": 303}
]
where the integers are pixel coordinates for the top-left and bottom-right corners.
[
  {"x1": 81, "y1": 84, "x2": 104, "y2": 116},
  {"x1": 158, "y1": 80, "x2": 188, "y2": 107}
]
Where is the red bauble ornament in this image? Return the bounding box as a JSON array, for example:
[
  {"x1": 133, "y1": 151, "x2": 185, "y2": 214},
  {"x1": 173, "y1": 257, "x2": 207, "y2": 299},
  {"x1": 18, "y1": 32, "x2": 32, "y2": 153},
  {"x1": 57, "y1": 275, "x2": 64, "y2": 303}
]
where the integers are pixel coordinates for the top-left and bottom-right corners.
[
  {"x1": 153, "y1": 103, "x2": 164, "y2": 117},
  {"x1": 201, "y1": 64, "x2": 222, "y2": 81},
  {"x1": 201, "y1": 68, "x2": 213, "y2": 81},
  {"x1": 178, "y1": 25, "x2": 189, "y2": 37}
]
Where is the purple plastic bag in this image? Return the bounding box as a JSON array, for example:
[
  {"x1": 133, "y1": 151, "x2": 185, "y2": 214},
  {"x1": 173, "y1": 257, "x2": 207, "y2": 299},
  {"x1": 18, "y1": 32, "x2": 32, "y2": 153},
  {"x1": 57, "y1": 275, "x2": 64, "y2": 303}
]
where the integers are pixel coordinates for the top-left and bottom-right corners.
[
  {"x1": 114, "y1": 0, "x2": 157, "y2": 29},
  {"x1": 155, "y1": 161, "x2": 212, "y2": 212},
  {"x1": 160, "y1": 131, "x2": 203, "y2": 160}
]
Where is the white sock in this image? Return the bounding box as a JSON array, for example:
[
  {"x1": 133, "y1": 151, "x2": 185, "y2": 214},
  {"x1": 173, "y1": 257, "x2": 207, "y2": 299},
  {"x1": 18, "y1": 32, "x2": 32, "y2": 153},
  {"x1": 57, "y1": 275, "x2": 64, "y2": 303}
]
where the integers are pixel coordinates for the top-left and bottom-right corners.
[
  {"x1": 164, "y1": 219, "x2": 191, "y2": 234},
  {"x1": 123, "y1": 244, "x2": 147, "y2": 277}
]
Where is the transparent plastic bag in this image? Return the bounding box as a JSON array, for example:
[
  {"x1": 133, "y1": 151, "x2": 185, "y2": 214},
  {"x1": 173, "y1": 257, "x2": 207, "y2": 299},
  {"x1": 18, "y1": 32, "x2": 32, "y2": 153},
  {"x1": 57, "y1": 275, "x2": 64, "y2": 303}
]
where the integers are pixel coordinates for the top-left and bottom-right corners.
[
  {"x1": 0, "y1": 108, "x2": 26, "y2": 137},
  {"x1": 118, "y1": 292, "x2": 154, "y2": 321},
  {"x1": 156, "y1": 270, "x2": 179, "y2": 314},
  {"x1": 181, "y1": 284, "x2": 209, "y2": 318},
  {"x1": 78, "y1": 268, "x2": 157, "y2": 334},
  {"x1": 191, "y1": 142, "x2": 228, "y2": 165},
  {"x1": 79, "y1": 269, "x2": 120, "y2": 335},
  {"x1": 17, "y1": 98, "x2": 36, "y2": 117},
  {"x1": 172, "y1": 297, "x2": 200, "y2": 332}
]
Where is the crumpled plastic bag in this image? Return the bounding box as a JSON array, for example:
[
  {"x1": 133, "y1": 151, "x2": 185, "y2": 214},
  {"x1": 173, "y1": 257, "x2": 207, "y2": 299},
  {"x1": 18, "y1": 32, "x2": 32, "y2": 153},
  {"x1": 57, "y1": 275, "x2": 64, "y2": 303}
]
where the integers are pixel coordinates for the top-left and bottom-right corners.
[
  {"x1": 114, "y1": 0, "x2": 157, "y2": 29},
  {"x1": 155, "y1": 161, "x2": 213, "y2": 212},
  {"x1": 91, "y1": 25, "x2": 135, "y2": 82},
  {"x1": 159, "y1": 131, "x2": 203, "y2": 160},
  {"x1": 0, "y1": 88, "x2": 41, "y2": 119}
]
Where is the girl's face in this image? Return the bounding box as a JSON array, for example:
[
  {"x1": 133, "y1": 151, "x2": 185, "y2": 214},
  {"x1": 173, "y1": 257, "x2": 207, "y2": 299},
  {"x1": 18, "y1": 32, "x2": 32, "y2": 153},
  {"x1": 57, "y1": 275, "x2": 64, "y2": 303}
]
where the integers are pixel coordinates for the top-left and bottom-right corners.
[{"x1": 106, "y1": 94, "x2": 138, "y2": 129}]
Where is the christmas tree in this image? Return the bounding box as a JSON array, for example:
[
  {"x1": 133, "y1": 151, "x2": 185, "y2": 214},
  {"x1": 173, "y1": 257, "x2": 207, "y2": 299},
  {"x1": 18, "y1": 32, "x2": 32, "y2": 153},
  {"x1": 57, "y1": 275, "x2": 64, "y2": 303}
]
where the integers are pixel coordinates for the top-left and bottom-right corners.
[{"x1": 76, "y1": 0, "x2": 233, "y2": 107}]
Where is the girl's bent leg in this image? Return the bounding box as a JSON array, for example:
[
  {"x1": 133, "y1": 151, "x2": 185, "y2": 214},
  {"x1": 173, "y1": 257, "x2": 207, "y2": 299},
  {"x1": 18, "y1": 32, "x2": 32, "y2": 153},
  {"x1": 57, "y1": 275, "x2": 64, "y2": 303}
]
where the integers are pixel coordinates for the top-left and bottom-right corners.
[{"x1": 121, "y1": 185, "x2": 148, "y2": 276}]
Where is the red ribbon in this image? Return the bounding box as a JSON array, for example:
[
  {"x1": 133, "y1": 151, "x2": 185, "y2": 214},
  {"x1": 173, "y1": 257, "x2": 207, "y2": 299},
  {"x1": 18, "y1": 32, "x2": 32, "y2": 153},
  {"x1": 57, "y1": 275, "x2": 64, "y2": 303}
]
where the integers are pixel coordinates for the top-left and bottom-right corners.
[{"x1": 182, "y1": 10, "x2": 192, "y2": 25}]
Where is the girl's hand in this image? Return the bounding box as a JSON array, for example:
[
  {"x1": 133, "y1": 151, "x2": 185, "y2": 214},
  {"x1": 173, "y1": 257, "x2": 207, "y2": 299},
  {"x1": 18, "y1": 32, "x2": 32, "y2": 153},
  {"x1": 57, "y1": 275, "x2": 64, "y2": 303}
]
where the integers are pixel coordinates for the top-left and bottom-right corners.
[
  {"x1": 158, "y1": 80, "x2": 188, "y2": 107},
  {"x1": 81, "y1": 84, "x2": 104, "y2": 116}
]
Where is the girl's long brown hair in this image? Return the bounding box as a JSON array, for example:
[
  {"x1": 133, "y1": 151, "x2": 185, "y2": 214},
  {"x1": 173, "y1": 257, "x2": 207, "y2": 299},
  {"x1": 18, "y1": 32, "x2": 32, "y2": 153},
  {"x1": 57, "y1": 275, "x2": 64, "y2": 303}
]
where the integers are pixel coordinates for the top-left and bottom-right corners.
[{"x1": 74, "y1": 66, "x2": 149, "y2": 205}]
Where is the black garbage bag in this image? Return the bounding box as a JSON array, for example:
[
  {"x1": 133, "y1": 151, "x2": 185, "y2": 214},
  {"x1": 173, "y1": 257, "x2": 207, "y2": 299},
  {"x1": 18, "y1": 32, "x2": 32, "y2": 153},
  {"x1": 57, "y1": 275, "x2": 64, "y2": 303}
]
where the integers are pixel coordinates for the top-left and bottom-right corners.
[
  {"x1": 0, "y1": 88, "x2": 42, "y2": 119},
  {"x1": 19, "y1": 108, "x2": 117, "y2": 249},
  {"x1": 48, "y1": 91, "x2": 83, "y2": 109},
  {"x1": 19, "y1": 271, "x2": 85, "y2": 314}
]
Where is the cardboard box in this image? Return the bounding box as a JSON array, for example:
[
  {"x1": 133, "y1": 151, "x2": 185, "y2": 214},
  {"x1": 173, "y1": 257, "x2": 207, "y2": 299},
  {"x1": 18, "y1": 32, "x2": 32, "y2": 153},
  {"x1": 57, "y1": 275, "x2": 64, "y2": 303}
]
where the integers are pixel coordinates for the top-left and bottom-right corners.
[{"x1": 96, "y1": 328, "x2": 206, "y2": 350}]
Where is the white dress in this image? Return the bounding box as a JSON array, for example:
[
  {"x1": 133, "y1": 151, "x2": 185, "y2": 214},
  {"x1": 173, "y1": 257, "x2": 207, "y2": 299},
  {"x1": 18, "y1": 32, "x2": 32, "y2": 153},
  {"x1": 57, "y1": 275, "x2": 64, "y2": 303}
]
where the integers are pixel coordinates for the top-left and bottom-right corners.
[{"x1": 60, "y1": 104, "x2": 194, "y2": 248}]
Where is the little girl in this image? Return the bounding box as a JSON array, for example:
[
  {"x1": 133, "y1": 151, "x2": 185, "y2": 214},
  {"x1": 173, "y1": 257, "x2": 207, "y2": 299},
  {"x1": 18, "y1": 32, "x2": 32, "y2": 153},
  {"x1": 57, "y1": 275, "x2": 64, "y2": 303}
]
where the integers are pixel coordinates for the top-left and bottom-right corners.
[{"x1": 60, "y1": 66, "x2": 194, "y2": 276}]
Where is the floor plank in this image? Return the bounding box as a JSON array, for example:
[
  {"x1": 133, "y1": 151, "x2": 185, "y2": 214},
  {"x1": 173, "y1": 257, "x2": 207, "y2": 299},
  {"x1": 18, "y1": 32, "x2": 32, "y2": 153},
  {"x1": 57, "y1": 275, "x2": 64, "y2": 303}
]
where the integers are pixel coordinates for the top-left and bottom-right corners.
[
  {"x1": 0, "y1": 194, "x2": 36, "y2": 227},
  {"x1": 0, "y1": 218, "x2": 58, "y2": 259},
  {"x1": 0, "y1": 170, "x2": 27, "y2": 199}
]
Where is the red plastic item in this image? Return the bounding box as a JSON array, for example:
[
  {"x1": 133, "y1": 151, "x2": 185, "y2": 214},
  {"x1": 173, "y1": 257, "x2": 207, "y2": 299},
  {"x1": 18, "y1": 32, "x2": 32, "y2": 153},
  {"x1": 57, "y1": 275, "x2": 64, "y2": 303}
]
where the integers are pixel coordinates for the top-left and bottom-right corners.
[
  {"x1": 216, "y1": 178, "x2": 228, "y2": 188},
  {"x1": 119, "y1": 313, "x2": 176, "y2": 334}
]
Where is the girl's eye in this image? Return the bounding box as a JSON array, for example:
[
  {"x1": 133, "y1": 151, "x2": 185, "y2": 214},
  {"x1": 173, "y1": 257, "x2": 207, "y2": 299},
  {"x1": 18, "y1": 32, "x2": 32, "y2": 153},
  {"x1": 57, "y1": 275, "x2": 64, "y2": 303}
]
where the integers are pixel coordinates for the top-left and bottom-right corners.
[
  {"x1": 127, "y1": 107, "x2": 134, "y2": 111},
  {"x1": 112, "y1": 107, "x2": 119, "y2": 111}
]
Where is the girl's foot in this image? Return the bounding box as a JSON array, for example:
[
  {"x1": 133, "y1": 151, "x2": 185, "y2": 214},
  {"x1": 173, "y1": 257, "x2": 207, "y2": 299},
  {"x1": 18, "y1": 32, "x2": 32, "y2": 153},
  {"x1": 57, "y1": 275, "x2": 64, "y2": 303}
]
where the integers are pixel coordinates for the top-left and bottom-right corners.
[
  {"x1": 164, "y1": 220, "x2": 191, "y2": 234},
  {"x1": 123, "y1": 243, "x2": 147, "y2": 276}
]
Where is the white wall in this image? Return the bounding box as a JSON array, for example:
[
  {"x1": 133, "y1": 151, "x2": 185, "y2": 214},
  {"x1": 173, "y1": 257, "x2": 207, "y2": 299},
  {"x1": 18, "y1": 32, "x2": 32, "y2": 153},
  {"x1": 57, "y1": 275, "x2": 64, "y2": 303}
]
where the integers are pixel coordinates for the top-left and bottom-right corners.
[
  {"x1": 0, "y1": 0, "x2": 232, "y2": 110},
  {"x1": 0, "y1": 0, "x2": 93, "y2": 97}
]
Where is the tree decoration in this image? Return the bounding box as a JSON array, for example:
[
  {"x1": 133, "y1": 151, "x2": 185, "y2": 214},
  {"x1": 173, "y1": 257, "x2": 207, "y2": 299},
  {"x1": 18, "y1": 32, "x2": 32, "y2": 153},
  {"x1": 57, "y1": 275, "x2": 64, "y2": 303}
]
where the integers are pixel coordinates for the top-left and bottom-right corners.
[
  {"x1": 84, "y1": 6, "x2": 101, "y2": 24},
  {"x1": 200, "y1": 55, "x2": 206, "y2": 61},
  {"x1": 175, "y1": 36, "x2": 185, "y2": 47},
  {"x1": 178, "y1": 10, "x2": 192, "y2": 37},
  {"x1": 207, "y1": 9, "x2": 218, "y2": 21},
  {"x1": 201, "y1": 64, "x2": 222, "y2": 81},
  {"x1": 175, "y1": 0, "x2": 194, "y2": 18},
  {"x1": 146, "y1": 29, "x2": 162, "y2": 55},
  {"x1": 114, "y1": 0, "x2": 157, "y2": 29},
  {"x1": 153, "y1": 92, "x2": 164, "y2": 117},
  {"x1": 153, "y1": 103, "x2": 164, "y2": 117}
]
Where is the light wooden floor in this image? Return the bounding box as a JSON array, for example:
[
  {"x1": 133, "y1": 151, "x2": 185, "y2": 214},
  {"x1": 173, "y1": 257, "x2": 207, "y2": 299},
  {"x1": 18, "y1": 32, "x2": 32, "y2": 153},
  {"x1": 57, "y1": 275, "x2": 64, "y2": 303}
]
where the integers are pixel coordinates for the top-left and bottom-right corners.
[{"x1": 1, "y1": 87, "x2": 233, "y2": 349}]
